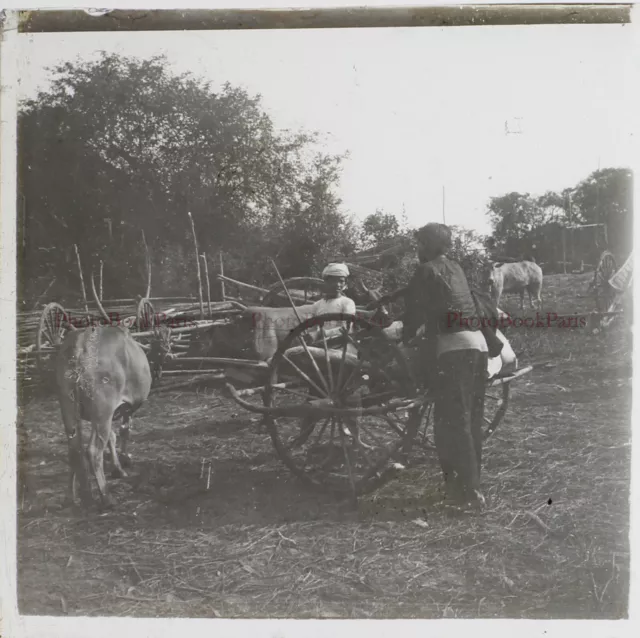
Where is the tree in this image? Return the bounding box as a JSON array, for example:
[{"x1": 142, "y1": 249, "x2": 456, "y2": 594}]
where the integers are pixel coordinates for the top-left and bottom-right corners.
[
  {"x1": 483, "y1": 168, "x2": 632, "y2": 271},
  {"x1": 486, "y1": 192, "x2": 552, "y2": 253},
  {"x1": 19, "y1": 53, "x2": 355, "y2": 303},
  {"x1": 571, "y1": 168, "x2": 633, "y2": 258},
  {"x1": 360, "y1": 210, "x2": 401, "y2": 249},
  {"x1": 448, "y1": 226, "x2": 491, "y2": 290}
]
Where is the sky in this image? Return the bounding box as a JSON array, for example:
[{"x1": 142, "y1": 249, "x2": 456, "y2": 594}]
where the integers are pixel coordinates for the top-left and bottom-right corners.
[{"x1": 17, "y1": 23, "x2": 635, "y2": 236}]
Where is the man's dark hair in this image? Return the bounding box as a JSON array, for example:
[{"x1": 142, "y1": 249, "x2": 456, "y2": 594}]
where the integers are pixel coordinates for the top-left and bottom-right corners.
[{"x1": 415, "y1": 223, "x2": 452, "y2": 256}]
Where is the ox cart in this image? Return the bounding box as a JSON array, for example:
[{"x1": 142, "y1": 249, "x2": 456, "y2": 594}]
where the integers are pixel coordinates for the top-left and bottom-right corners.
[
  {"x1": 224, "y1": 308, "x2": 533, "y2": 502},
  {"x1": 20, "y1": 261, "x2": 533, "y2": 504}
]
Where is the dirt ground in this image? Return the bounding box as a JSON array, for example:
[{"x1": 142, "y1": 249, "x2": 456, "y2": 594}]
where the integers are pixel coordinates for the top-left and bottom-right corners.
[{"x1": 16, "y1": 272, "x2": 631, "y2": 618}]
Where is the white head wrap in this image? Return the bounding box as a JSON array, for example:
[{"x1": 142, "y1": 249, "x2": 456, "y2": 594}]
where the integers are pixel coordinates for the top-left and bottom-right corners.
[{"x1": 322, "y1": 263, "x2": 350, "y2": 278}]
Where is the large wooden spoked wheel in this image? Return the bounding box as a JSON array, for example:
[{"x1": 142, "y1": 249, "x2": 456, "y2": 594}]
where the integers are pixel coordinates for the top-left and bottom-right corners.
[
  {"x1": 36, "y1": 302, "x2": 75, "y2": 370},
  {"x1": 136, "y1": 298, "x2": 156, "y2": 332},
  {"x1": 593, "y1": 251, "x2": 617, "y2": 313},
  {"x1": 262, "y1": 313, "x2": 421, "y2": 498},
  {"x1": 261, "y1": 277, "x2": 324, "y2": 307}
]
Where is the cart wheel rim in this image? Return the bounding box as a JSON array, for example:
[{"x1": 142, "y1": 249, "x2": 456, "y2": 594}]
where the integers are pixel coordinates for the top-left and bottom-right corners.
[
  {"x1": 411, "y1": 380, "x2": 511, "y2": 465},
  {"x1": 261, "y1": 312, "x2": 419, "y2": 496},
  {"x1": 36, "y1": 302, "x2": 72, "y2": 370}
]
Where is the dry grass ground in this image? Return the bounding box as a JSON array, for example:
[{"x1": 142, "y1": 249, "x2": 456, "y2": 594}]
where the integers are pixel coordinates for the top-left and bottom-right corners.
[{"x1": 16, "y1": 273, "x2": 631, "y2": 618}]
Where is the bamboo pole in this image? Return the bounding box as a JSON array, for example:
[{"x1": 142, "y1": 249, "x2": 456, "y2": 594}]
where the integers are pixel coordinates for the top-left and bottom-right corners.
[
  {"x1": 216, "y1": 274, "x2": 310, "y2": 304},
  {"x1": 217, "y1": 274, "x2": 268, "y2": 295},
  {"x1": 132, "y1": 320, "x2": 229, "y2": 339},
  {"x1": 172, "y1": 357, "x2": 268, "y2": 369},
  {"x1": 90, "y1": 272, "x2": 112, "y2": 322},
  {"x1": 201, "y1": 253, "x2": 212, "y2": 318},
  {"x1": 188, "y1": 212, "x2": 205, "y2": 319},
  {"x1": 219, "y1": 252, "x2": 226, "y2": 301},
  {"x1": 161, "y1": 369, "x2": 225, "y2": 377},
  {"x1": 141, "y1": 229, "x2": 151, "y2": 298},
  {"x1": 85, "y1": 296, "x2": 197, "y2": 305},
  {"x1": 99, "y1": 260, "x2": 103, "y2": 301},
  {"x1": 73, "y1": 244, "x2": 89, "y2": 316},
  {"x1": 270, "y1": 258, "x2": 331, "y2": 396},
  {"x1": 30, "y1": 278, "x2": 56, "y2": 311}
]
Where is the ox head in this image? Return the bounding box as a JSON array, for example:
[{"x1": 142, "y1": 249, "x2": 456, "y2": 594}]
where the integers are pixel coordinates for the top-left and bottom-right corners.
[
  {"x1": 484, "y1": 264, "x2": 501, "y2": 303},
  {"x1": 148, "y1": 325, "x2": 172, "y2": 381}
]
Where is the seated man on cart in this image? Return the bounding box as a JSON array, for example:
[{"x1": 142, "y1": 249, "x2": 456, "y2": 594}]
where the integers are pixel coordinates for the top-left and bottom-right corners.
[
  {"x1": 306, "y1": 262, "x2": 357, "y2": 344},
  {"x1": 291, "y1": 262, "x2": 359, "y2": 371}
]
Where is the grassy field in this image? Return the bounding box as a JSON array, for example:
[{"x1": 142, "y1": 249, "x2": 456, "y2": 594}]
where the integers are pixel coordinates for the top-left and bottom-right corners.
[{"x1": 16, "y1": 272, "x2": 631, "y2": 618}]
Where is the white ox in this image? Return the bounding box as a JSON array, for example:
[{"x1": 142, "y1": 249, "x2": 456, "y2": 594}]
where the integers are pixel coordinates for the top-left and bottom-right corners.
[
  {"x1": 56, "y1": 325, "x2": 152, "y2": 508},
  {"x1": 489, "y1": 260, "x2": 543, "y2": 311}
]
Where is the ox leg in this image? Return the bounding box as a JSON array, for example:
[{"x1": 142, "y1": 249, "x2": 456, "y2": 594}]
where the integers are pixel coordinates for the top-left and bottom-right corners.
[
  {"x1": 530, "y1": 284, "x2": 542, "y2": 310},
  {"x1": 519, "y1": 291, "x2": 525, "y2": 313},
  {"x1": 87, "y1": 412, "x2": 116, "y2": 508},
  {"x1": 109, "y1": 430, "x2": 128, "y2": 479},
  {"x1": 59, "y1": 394, "x2": 92, "y2": 507},
  {"x1": 119, "y1": 415, "x2": 132, "y2": 468}
]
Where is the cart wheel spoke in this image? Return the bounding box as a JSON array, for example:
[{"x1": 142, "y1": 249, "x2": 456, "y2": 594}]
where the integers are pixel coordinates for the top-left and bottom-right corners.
[
  {"x1": 37, "y1": 303, "x2": 71, "y2": 374},
  {"x1": 334, "y1": 321, "x2": 353, "y2": 394},
  {"x1": 483, "y1": 382, "x2": 510, "y2": 440},
  {"x1": 312, "y1": 416, "x2": 332, "y2": 446},
  {"x1": 282, "y1": 354, "x2": 328, "y2": 398},
  {"x1": 319, "y1": 326, "x2": 335, "y2": 393},
  {"x1": 264, "y1": 312, "x2": 417, "y2": 496},
  {"x1": 295, "y1": 334, "x2": 331, "y2": 396},
  {"x1": 44, "y1": 313, "x2": 57, "y2": 344},
  {"x1": 287, "y1": 416, "x2": 320, "y2": 450}
]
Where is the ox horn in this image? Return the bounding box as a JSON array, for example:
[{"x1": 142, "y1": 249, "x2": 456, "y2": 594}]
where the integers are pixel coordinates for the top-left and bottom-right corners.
[{"x1": 91, "y1": 271, "x2": 111, "y2": 323}]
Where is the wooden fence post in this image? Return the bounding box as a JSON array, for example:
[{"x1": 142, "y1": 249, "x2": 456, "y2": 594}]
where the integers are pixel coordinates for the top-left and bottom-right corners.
[
  {"x1": 219, "y1": 252, "x2": 226, "y2": 301},
  {"x1": 188, "y1": 212, "x2": 204, "y2": 319},
  {"x1": 141, "y1": 229, "x2": 151, "y2": 298},
  {"x1": 74, "y1": 244, "x2": 89, "y2": 315},
  {"x1": 201, "y1": 253, "x2": 212, "y2": 318},
  {"x1": 99, "y1": 260, "x2": 103, "y2": 301}
]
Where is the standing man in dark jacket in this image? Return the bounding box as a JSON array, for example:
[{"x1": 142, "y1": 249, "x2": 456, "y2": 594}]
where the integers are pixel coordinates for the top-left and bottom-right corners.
[{"x1": 403, "y1": 223, "x2": 488, "y2": 509}]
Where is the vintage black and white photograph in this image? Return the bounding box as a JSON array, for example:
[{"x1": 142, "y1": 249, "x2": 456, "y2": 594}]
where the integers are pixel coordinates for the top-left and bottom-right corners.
[{"x1": 4, "y1": 4, "x2": 635, "y2": 624}]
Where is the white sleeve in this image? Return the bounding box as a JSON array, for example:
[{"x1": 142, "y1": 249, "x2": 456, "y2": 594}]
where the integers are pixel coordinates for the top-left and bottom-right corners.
[{"x1": 342, "y1": 297, "x2": 357, "y2": 314}]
